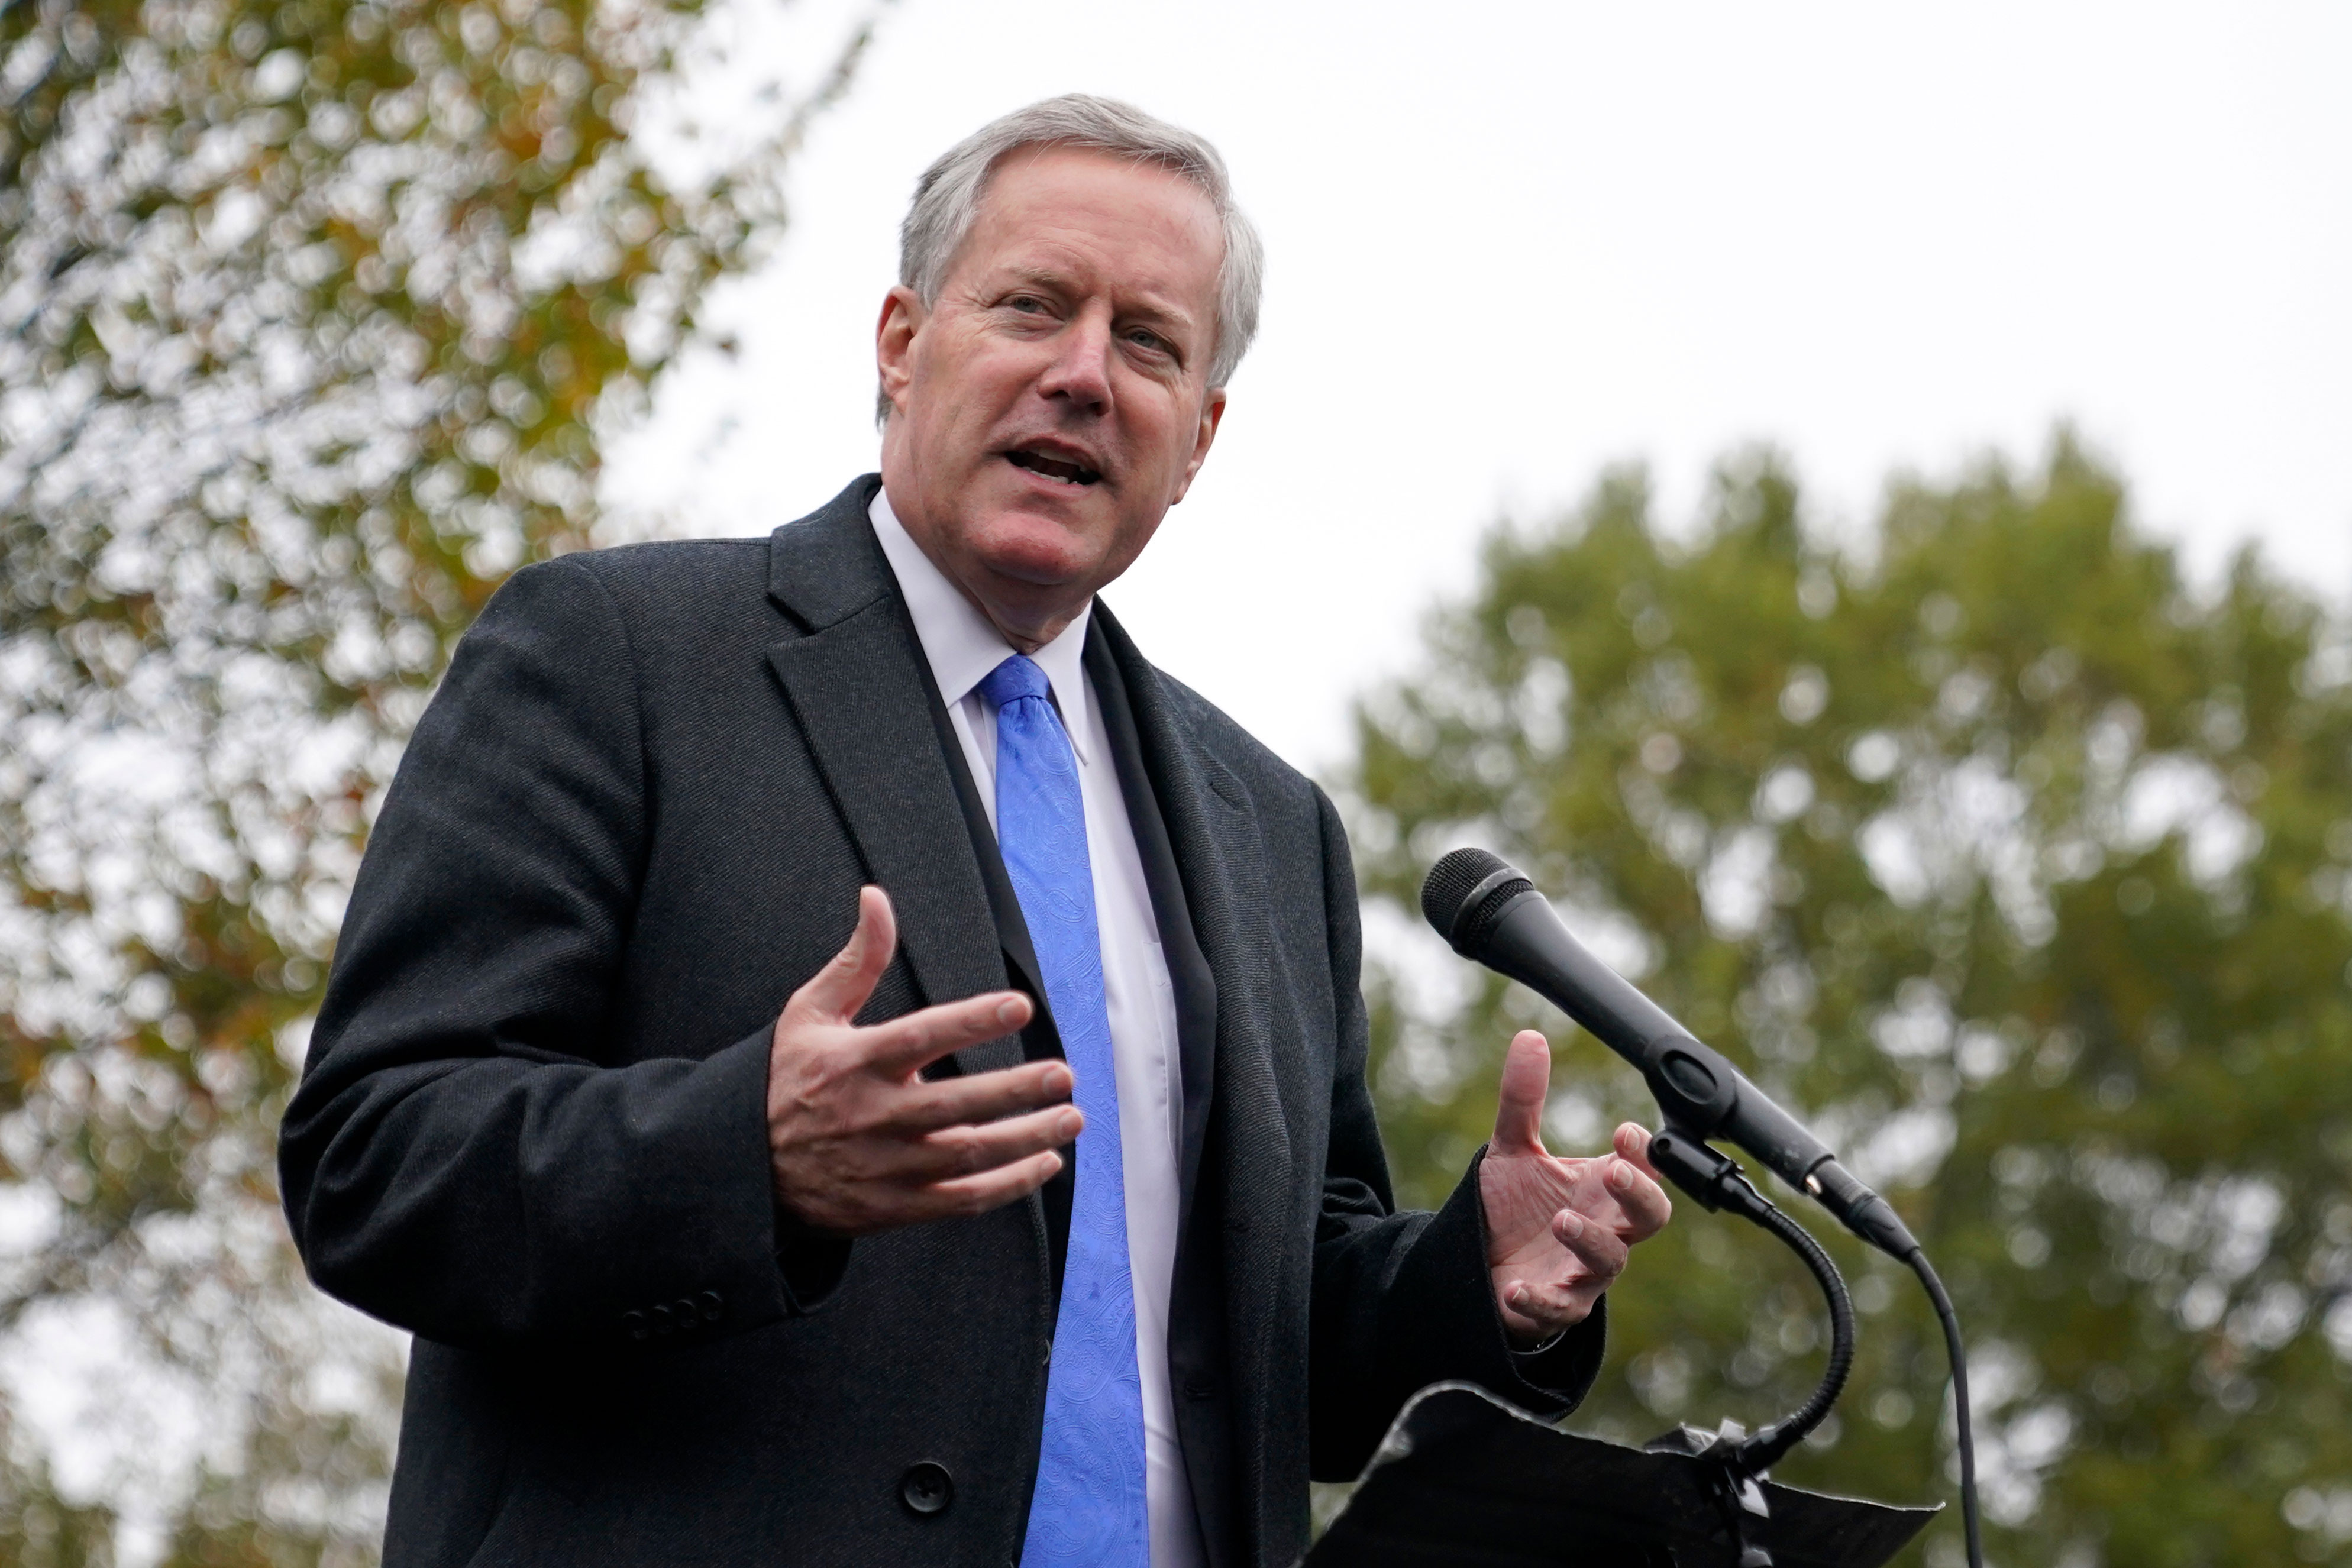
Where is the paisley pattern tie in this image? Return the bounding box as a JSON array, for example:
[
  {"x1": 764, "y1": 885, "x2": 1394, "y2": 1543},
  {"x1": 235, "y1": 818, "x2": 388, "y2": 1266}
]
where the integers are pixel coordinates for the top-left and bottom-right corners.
[{"x1": 978, "y1": 654, "x2": 1150, "y2": 1568}]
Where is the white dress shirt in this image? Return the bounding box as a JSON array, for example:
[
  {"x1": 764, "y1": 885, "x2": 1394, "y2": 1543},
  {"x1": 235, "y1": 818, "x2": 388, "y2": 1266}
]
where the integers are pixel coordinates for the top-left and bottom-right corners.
[{"x1": 869, "y1": 489, "x2": 1204, "y2": 1568}]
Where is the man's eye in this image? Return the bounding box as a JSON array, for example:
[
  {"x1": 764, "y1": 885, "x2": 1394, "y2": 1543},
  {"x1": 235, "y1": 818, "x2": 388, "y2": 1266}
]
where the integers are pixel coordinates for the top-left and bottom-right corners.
[
  {"x1": 1007, "y1": 295, "x2": 1048, "y2": 313},
  {"x1": 1126, "y1": 329, "x2": 1168, "y2": 353}
]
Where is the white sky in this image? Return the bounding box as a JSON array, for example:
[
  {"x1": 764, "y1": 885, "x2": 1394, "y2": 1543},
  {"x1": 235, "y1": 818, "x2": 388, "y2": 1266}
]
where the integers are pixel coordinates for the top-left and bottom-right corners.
[{"x1": 609, "y1": 0, "x2": 2352, "y2": 777}]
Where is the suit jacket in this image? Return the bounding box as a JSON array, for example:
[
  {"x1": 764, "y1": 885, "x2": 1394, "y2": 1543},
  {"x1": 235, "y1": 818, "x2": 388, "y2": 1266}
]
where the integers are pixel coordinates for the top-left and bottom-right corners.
[{"x1": 277, "y1": 476, "x2": 1606, "y2": 1568}]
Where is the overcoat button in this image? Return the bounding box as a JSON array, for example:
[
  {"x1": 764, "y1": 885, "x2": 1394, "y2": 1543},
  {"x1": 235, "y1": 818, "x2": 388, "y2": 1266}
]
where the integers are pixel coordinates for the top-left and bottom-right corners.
[
  {"x1": 698, "y1": 1289, "x2": 725, "y2": 1322},
  {"x1": 899, "y1": 1460, "x2": 954, "y2": 1516},
  {"x1": 671, "y1": 1298, "x2": 698, "y2": 1327},
  {"x1": 651, "y1": 1304, "x2": 676, "y2": 1336},
  {"x1": 621, "y1": 1310, "x2": 649, "y2": 1342}
]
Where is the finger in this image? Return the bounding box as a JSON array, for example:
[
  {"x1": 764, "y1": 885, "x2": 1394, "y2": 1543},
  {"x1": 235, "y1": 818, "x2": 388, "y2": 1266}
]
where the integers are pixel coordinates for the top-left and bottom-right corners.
[
  {"x1": 896, "y1": 1058, "x2": 1074, "y2": 1132},
  {"x1": 1504, "y1": 1276, "x2": 1603, "y2": 1334},
  {"x1": 864, "y1": 990, "x2": 1034, "y2": 1076},
  {"x1": 1614, "y1": 1122, "x2": 1665, "y2": 1182},
  {"x1": 894, "y1": 1102, "x2": 1085, "y2": 1181},
  {"x1": 1602, "y1": 1155, "x2": 1673, "y2": 1239},
  {"x1": 1551, "y1": 1206, "x2": 1631, "y2": 1282},
  {"x1": 1491, "y1": 1030, "x2": 1552, "y2": 1155},
  {"x1": 786, "y1": 887, "x2": 898, "y2": 1026},
  {"x1": 914, "y1": 1149, "x2": 1066, "y2": 1220}
]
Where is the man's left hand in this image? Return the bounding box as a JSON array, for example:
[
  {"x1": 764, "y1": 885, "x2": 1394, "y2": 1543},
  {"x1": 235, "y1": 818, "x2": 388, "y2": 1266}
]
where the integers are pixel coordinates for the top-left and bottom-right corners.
[{"x1": 1479, "y1": 1029, "x2": 1672, "y2": 1346}]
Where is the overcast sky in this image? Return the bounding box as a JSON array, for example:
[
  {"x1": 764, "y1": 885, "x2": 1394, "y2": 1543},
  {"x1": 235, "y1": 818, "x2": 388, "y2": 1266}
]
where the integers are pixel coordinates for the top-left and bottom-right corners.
[{"x1": 608, "y1": 0, "x2": 2352, "y2": 777}]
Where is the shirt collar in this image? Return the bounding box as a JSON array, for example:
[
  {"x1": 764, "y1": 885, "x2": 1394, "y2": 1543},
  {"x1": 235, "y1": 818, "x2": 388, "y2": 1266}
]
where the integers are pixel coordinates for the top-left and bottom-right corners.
[{"x1": 868, "y1": 486, "x2": 1094, "y2": 763}]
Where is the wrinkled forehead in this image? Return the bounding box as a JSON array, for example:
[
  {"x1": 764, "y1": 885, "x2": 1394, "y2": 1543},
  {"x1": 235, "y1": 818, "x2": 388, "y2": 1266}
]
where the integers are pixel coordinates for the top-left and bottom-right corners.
[
  {"x1": 968, "y1": 143, "x2": 1222, "y2": 257},
  {"x1": 962, "y1": 148, "x2": 1223, "y2": 309}
]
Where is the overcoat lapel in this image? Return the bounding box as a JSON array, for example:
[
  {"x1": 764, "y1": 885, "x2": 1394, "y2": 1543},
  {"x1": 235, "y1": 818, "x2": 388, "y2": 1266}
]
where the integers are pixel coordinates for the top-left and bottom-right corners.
[
  {"x1": 762, "y1": 477, "x2": 1022, "y2": 1076},
  {"x1": 1093, "y1": 607, "x2": 1293, "y2": 1185},
  {"x1": 1094, "y1": 604, "x2": 1295, "y2": 1560},
  {"x1": 1084, "y1": 626, "x2": 1215, "y2": 1214}
]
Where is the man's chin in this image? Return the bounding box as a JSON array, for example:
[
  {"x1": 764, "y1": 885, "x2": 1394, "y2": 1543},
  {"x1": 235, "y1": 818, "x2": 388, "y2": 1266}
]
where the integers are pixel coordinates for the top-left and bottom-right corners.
[{"x1": 961, "y1": 505, "x2": 1111, "y2": 589}]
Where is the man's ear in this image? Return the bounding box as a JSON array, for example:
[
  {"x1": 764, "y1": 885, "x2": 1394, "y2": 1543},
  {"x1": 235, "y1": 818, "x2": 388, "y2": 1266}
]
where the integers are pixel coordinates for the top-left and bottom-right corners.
[
  {"x1": 874, "y1": 285, "x2": 926, "y2": 420},
  {"x1": 1168, "y1": 387, "x2": 1227, "y2": 506}
]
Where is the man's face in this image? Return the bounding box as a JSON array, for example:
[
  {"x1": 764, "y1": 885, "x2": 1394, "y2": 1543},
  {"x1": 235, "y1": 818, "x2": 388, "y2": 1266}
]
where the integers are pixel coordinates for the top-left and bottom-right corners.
[{"x1": 876, "y1": 144, "x2": 1227, "y2": 649}]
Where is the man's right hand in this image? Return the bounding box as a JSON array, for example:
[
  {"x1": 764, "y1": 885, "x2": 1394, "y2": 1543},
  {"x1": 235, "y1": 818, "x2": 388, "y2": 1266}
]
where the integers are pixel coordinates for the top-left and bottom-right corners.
[{"x1": 767, "y1": 885, "x2": 1078, "y2": 1236}]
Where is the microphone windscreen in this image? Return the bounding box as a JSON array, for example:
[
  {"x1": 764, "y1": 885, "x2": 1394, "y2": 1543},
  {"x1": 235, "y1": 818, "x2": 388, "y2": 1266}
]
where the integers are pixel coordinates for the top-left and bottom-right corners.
[{"x1": 1421, "y1": 847, "x2": 1533, "y2": 949}]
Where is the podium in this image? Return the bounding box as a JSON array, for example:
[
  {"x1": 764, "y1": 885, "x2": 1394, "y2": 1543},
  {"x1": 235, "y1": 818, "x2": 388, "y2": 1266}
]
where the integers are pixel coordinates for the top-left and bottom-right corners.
[{"x1": 1306, "y1": 1382, "x2": 1937, "y2": 1568}]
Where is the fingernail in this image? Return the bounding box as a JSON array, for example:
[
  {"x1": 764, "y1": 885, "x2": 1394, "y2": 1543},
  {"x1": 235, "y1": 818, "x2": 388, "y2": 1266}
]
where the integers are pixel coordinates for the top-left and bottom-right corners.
[
  {"x1": 1558, "y1": 1210, "x2": 1584, "y2": 1239},
  {"x1": 996, "y1": 999, "x2": 1024, "y2": 1026},
  {"x1": 1059, "y1": 1110, "x2": 1083, "y2": 1138},
  {"x1": 1608, "y1": 1162, "x2": 1631, "y2": 1189}
]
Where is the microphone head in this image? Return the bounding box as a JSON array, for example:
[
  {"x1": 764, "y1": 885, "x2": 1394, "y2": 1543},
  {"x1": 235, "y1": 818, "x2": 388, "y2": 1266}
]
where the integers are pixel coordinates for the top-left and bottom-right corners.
[{"x1": 1420, "y1": 848, "x2": 1537, "y2": 952}]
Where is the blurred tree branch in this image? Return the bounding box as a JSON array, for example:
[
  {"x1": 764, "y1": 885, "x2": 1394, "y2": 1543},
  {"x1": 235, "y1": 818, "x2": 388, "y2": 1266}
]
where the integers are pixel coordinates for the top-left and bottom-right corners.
[
  {"x1": 1346, "y1": 435, "x2": 2352, "y2": 1566},
  {"x1": 0, "y1": 0, "x2": 884, "y2": 1553}
]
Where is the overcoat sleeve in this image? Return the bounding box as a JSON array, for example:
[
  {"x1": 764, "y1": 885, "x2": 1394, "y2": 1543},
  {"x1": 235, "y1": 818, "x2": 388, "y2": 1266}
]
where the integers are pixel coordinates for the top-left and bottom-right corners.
[
  {"x1": 1303, "y1": 787, "x2": 1607, "y2": 1480},
  {"x1": 277, "y1": 557, "x2": 798, "y2": 1352}
]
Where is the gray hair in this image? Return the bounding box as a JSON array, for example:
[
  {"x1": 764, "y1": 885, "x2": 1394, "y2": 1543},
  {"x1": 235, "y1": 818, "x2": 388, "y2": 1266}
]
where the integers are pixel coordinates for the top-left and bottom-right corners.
[{"x1": 883, "y1": 94, "x2": 1263, "y2": 419}]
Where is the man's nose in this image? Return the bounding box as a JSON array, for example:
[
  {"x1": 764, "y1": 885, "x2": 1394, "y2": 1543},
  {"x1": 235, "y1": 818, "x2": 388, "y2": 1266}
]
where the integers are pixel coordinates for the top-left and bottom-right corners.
[{"x1": 1036, "y1": 311, "x2": 1113, "y2": 413}]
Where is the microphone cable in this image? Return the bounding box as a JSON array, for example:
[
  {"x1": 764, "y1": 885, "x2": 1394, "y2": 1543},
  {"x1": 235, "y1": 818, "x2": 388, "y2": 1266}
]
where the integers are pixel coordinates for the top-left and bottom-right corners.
[
  {"x1": 1905, "y1": 1246, "x2": 1985, "y2": 1568},
  {"x1": 1739, "y1": 1208, "x2": 1983, "y2": 1568}
]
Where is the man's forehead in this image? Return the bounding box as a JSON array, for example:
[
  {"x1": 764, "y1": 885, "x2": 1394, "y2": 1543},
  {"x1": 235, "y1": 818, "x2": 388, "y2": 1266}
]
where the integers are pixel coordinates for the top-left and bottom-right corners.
[
  {"x1": 963, "y1": 152, "x2": 1217, "y2": 286},
  {"x1": 976, "y1": 147, "x2": 1218, "y2": 250}
]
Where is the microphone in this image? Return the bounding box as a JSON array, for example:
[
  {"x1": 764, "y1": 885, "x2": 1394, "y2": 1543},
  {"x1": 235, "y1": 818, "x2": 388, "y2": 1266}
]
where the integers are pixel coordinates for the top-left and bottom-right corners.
[{"x1": 1420, "y1": 848, "x2": 1918, "y2": 1260}]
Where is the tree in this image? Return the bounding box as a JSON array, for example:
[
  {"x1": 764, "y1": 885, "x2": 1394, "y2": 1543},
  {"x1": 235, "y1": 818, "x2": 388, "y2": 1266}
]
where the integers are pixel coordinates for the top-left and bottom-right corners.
[
  {"x1": 0, "y1": 0, "x2": 877, "y2": 1554},
  {"x1": 1345, "y1": 437, "x2": 2352, "y2": 1567}
]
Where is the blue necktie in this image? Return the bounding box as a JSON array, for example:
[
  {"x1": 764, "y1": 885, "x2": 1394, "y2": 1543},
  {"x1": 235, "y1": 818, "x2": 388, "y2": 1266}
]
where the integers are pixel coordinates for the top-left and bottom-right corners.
[{"x1": 978, "y1": 654, "x2": 1150, "y2": 1568}]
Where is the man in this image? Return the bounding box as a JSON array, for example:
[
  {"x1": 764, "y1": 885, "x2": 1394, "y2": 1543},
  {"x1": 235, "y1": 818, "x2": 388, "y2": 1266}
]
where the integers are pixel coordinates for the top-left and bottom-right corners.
[{"x1": 280, "y1": 95, "x2": 1670, "y2": 1568}]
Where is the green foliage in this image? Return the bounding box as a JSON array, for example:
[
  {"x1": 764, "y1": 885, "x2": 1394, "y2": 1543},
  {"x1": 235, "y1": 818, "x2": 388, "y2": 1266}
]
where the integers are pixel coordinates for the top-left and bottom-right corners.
[
  {"x1": 0, "y1": 0, "x2": 874, "y2": 1550},
  {"x1": 1346, "y1": 437, "x2": 2352, "y2": 1567},
  {"x1": 0, "y1": 1421, "x2": 115, "y2": 1567}
]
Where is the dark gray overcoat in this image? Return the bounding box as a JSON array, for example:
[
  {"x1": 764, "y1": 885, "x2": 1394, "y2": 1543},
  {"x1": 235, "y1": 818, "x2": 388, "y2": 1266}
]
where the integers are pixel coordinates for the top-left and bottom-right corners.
[{"x1": 277, "y1": 476, "x2": 1605, "y2": 1567}]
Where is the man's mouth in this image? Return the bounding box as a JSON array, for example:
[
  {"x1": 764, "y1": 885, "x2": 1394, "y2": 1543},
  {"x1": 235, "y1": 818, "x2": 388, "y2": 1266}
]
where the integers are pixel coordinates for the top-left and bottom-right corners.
[{"x1": 1004, "y1": 447, "x2": 1102, "y2": 487}]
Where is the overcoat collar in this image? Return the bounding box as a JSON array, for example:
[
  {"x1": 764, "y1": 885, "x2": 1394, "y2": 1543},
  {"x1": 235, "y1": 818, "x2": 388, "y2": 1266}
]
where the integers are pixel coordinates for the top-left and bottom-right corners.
[
  {"x1": 761, "y1": 476, "x2": 1023, "y2": 1076},
  {"x1": 765, "y1": 473, "x2": 895, "y2": 631}
]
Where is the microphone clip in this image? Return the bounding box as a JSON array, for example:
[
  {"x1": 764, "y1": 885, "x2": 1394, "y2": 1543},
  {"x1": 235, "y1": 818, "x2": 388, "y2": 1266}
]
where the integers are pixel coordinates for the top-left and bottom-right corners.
[{"x1": 1646, "y1": 1124, "x2": 1775, "y2": 1224}]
